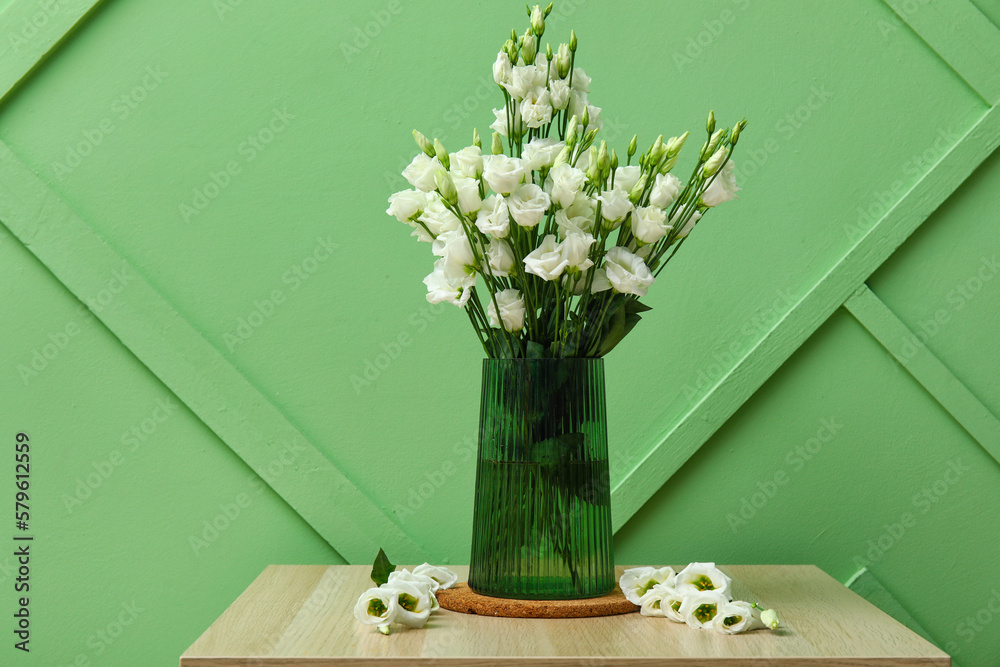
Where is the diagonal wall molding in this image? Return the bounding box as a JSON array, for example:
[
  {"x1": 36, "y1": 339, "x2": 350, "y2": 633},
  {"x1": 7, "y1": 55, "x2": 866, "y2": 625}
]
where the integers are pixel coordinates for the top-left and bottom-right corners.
[
  {"x1": 610, "y1": 104, "x2": 1000, "y2": 530},
  {"x1": 845, "y1": 285, "x2": 1000, "y2": 465},
  {"x1": 0, "y1": 0, "x2": 103, "y2": 104},
  {"x1": 883, "y1": 0, "x2": 1000, "y2": 104},
  {"x1": 0, "y1": 139, "x2": 426, "y2": 563}
]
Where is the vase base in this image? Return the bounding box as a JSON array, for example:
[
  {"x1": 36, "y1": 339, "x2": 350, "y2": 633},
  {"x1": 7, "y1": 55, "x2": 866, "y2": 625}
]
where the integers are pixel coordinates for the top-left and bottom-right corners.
[{"x1": 436, "y1": 582, "x2": 637, "y2": 618}]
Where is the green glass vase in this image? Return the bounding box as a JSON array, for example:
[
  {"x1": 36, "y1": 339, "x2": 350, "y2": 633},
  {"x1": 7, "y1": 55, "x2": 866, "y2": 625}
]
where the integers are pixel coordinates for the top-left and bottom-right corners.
[{"x1": 468, "y1": 358, "x2": 615, "y2": 599}]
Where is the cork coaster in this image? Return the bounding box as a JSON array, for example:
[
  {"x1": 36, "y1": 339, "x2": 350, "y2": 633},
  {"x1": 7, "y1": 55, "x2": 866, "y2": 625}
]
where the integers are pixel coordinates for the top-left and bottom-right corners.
[{"x1": 436, "y1": 583, "x2": 639, "y2": 618}]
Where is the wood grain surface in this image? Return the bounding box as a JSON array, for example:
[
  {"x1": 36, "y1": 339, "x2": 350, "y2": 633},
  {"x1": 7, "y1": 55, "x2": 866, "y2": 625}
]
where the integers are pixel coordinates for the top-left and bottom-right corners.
[{"x1": 180, "y1": 565, "x2": 950, "y2": 666}]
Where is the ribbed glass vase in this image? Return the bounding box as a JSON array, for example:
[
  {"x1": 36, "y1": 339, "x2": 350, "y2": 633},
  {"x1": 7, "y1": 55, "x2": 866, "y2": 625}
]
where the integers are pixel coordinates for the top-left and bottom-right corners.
[{"x1": 468, "y1": 358, "x2": 614, "y2": 599}]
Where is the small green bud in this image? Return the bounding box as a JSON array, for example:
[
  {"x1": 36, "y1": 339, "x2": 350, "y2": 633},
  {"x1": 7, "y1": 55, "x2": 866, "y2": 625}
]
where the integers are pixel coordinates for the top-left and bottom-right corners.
[
  {"x1": 503, "y1": 39, "x2": 516, "y2": 60},
  {"x1": 435, "y1": 170, "x2": 458, "y2": 206},
  {"x1": 666, "y1": 131, "x2": 689, "y2": 156},
  {"x1": 703, "y1": 147, "x2": 727, "y2": 176},
  {"x1": 544, "y1": 2, "x2": 553, "y2": 17},
  {"x1": 586, "y1": 146, "x2": 600, "y2": 181},
  {"x1": 546, "y1": 43, "x2": 553, "y2": 62},
  {"x1": 584, "y1": 128, "x2": 598, "y2": 145},
  {"x1": 650, "y1": 134, "x2": 665, "y2": 163},
  {"x1": 731, "y1": 119, "x2": 747, "y2": 146},
  {"x1": 530, "y1": 4, "x2": 545, "y2": 36},
  {"x1": 565, "y1": 114, "x2": 579, "y2": 146},
  {"x1": 569, "y1": 30, "x2": 577, "y2": 52},
  {"x1": 556, "y1": 43, "x2": 571, "y2": 78},
  {"x1": 433, "y1": 138, "x2": 450, "y2": 170},
  {"x1": 413, "y1": 130, "x2": 434, "y2": 157},
  {"x1": 627, "y1": 134, "x2": 638, "y2": 158},
  {"x1": 610, "y1": 149, "x2": 619, "y2": 171},
  {"x1": 704, "y1": 128, "x2": 724, "y2": 157},
  {"x1": 553, "y1": 144, "x2": 572, "y2": 167},
  {"x1": 473, "y1": 128, "x2": 482, "y2": 149},
  {"x1": 707, "y1": 110, "x2": 716, "y2": 134},
  {"x1": 597, "y1": 141, "x2": 609, "y2": 175},
  {"x1": 520, "y1": 29, "x2": 537, "y2": 64},
  {"x1": 658, "y1": 154, "x2": 678, "y2": 174},
  {"x1": 628, "y1": 172, "x2": 648, "y2": 205},
  {"x1": 491, "y1": 131, "x2": 504, "y2": 155},
  {"x1": 581, "y1": 105, "x2": 590, "y2": 129}
]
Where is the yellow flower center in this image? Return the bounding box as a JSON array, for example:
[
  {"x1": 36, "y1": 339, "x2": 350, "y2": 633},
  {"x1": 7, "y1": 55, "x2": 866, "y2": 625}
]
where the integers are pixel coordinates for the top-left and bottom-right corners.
[
  {"x1": 694, "y1": 603, "x2": 718, "y2": 624},
  {"x1": 368, "y1": 598, "x2": 387, "y2": 617},
  {"x1": 398, "y1": 593, "x2": 419, "y2": 612},
  {"x1": 692, "y1": 575, "x2": 715, "y2": 591}
]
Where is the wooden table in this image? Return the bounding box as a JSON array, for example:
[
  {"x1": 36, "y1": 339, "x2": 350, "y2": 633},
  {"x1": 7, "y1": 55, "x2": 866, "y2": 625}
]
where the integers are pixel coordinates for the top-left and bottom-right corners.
[{"x1": 181, "y1": 565, "x2": 949, "y2": 666}]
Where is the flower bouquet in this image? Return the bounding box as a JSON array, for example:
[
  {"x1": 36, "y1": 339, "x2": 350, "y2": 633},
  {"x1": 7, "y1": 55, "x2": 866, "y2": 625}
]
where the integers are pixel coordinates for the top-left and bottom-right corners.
[{"x1": 386, "y1": 4, "x2": 747, "y2": 599}]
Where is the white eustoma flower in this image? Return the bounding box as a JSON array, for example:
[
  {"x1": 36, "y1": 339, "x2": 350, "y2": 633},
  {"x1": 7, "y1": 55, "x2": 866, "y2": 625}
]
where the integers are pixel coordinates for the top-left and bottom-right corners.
[
  {"x1": 387, "y1": 570, "x2": 440, "y2": 611},
  {"x1": 432, "y1": 229, "x2": 476, "y2": 270},
  {"x1": 386, "y1": 580, "x2": 434, "y2": 629},
  {"x1": 423, "y1": 259, "x2": 476, "y2": 307},
  {"x1": 490, "y1": 106, "x2": 524, "y2": 139},
  {"x1": 701, "y1": 160, "x2": 740, "y2": 207},
  {"x1": 451, "y1": 145, "x2": 484, "y2": 179},
  {"x1": 596, "y1": 187, "x2": 633, "y2": 226},
  {"x1": 560, "y1": 232, "x2": 595, "y2": 273},
  {"x1": 713, "y1": 600, "x2": 757, "y2": 634},
  {"x1": 507, "y1": 183, "x2": 551, "y2": 228},
  {"x1": 680, "y1": 590, "x2": 730, "y2": 629},
  {"x1": 619, "y1": 566, "x2": 677, "y2": 605},
  {"x1": 492, "y1": 51, "x2": 513, "y2": 87},
  {"x1": 522, "y1": 137, "x2": 565, "y2": 172},
  {"x1": 760, "y1": 608, "x2": 780, "y2": 629},
  {"x1": 402, "y1": 154, "x2": 446, "y2": 192},
  {"x1": 485, "y1": 238, "x2": 515, "y2": 277},
  {"x1": 482, "y1": 154, "x2": 526, "y2": 195},
  {"x1": 520, "y1": 88, "x2": 553, "y2": 129},
  {"x1": 555, "y1": 194, "x2": 597, "y2": 237},
  {"x1": 476, "y1": 194, "x2": 510, "y2": 239},
  {"x1": 568, "y1": 91, "x2": 602, "y2": 131},
  {"x1": 614, "y1": 165, "x2": 642, "y2": 193},
  {"x1": 523, "y1": 234, "x2": 570, "y2": 281},
  {"x1": 589, "y1": 266, "x2": 611, "y2": 293},
  {"x1": 670, "y1": 205, "x2": 703, "y2": 239},
  {"x1": 545, "y1": 162, "x2": 587, "y2": 208},
  {"x1": 412, "y1": 563, "x2": 459, "y2": 590},
  {"x1": 354, "y1": 586, "x2": 399, "y2": 629},
  {"x1": 653, "y1": 583, "x2": 687, "y2": 623},
  {"x1": 418, "y1": 198, "x2": 462, "y2": 238},
  {"x1": 388, "y1": 569, "x2": 439, "y2": 593},
  {"x1": 487, "y1": 288, "x2": 526, "y2": 332},
  {"x1": 675, "y1": 562, "x2": 732, "y2": 597},
  {"x1": 504, "y1": 64, "x2": 546, "y2": 100},
  {"x1": 570, "y1": 67, "x2": 591, "y2": 92},
  {"x1": 454, "y1": 176, "x2": 483, "y2": 215},
  {"x1": 649, "y1": 173, "x2": 682, "y2": 208},
  {"x1": 631, "y1": 205, "x2": 671, "y2": 245},
  {"x1": 387, "y1": 189, "x2": 431, "y2": 222},
  {"x1": 601, "y1": 246, "x2": 655, "y2": 296},
  {"x1": 548, "y1": 78, "x2": 571, "y2": 110},
  {"x1": 638, "y1": 588, "x2": 669, "y2": 618}
]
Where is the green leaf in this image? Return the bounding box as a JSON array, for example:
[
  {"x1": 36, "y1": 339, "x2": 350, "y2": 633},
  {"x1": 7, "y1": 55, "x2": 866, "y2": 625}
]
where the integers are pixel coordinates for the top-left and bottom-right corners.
[
  {"x1": 370, "y1": 548, "x2": 396, "y2": 587},
  {"x1": 625, "y1": 298, "x2": 652, "y2": 314},
  {"x1": 596, "y1": 298, "x2": 648, "y2": 356},
  {"x1": 526, "y1": 340, "x2": 548, "y2": 358}
]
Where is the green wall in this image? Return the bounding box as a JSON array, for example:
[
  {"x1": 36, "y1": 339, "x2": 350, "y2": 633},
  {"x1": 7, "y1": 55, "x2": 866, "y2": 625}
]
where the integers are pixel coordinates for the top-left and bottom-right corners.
[{"x1": 1, "y1": 0, "x2": 998, "y2": 665}]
